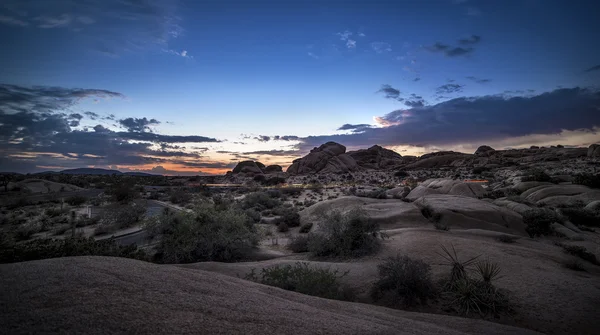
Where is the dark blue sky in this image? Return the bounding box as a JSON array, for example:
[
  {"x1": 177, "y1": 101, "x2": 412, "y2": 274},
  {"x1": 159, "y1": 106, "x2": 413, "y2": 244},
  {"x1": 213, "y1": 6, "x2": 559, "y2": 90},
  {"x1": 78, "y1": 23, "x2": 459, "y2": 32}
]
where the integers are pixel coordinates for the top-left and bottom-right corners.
[{"x1": 1, "y1": 0, "x2": 599, "y2": 174}]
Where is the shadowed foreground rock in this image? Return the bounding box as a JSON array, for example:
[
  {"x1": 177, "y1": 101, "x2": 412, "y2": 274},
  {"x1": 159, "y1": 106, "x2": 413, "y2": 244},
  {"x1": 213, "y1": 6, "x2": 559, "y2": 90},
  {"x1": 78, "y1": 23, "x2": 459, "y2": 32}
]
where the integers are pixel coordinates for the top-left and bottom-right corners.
[{"x1": 0, "y1": 257, "x2": 539, "y2": 335}]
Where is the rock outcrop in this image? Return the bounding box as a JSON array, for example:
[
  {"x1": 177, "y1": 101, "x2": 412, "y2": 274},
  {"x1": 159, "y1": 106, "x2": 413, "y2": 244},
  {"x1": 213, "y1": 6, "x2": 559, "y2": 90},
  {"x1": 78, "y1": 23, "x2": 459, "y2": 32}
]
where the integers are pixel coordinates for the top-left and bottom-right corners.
[
  {"x1": 406, "y1": 179, "x2": 485, "y2": 201},
  {"x1": 287, "y1": 142, "x2": 359, "y2": 175},
  {"x1": 406, "y1": 151, "x2": 471, "y2": 169},
  {"x1": 264, "y1": 165, "x2": 283, "y2": 173},
  {"x1": 347, "y1": 145, "x2": 404, "y2": 169},
  {"x1": 520, "y1": 184, "x2": 600, "y2": 207},
  {"x1": 413, "y1": 194, "x2": 526, "y2": 235},
  {"x1": 474, "y1": 145, "x2": 495, "y2": 156},
  {"x1": 588, "y1": 144, "x2": 600, "y2": 158},
  {"x1": 232, "y1": 161, "x2": 265, "y2": 174}
]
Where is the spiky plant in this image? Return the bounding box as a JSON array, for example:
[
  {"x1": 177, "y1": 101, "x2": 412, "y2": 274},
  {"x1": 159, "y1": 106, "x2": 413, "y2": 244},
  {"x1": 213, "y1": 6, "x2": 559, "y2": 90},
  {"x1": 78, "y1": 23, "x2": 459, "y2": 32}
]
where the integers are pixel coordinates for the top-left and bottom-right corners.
[
  {"x1": 475, "y1": 259, "x2": 502, "y2": 283},
  {"x1": 436, "y1": 244, "x2": 480, "y2": 283}
]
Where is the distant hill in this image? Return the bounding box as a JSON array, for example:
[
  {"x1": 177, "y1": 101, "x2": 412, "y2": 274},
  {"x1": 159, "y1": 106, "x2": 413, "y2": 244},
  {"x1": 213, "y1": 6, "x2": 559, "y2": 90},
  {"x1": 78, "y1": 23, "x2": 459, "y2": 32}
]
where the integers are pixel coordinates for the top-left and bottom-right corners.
[{"x1": 54, "y1": 168, "x2": 158, "y2": 176}]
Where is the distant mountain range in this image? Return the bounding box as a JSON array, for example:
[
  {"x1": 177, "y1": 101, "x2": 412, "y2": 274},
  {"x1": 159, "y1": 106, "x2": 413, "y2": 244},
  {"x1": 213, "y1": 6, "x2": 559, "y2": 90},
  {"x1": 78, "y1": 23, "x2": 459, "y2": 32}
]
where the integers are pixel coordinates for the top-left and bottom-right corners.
[{"x1": 33, "y1": 168, "x2": 159, "y2": 176}]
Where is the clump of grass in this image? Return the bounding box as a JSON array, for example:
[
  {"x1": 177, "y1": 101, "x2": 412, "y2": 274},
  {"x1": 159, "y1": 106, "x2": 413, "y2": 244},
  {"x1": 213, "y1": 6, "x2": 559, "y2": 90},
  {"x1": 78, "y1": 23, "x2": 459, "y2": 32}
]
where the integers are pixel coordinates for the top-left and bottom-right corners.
[
  {"x1": 558, "y1": 244, "x2": 599, "y2": 265},
  {"x1": 563, "y1": 258, "x2": 586, "y2": 272},
  {"x1": 475, "y1": 259, "x2": 502, "y2": 283},
  {"x1": 496, "y1": 235, "x2": 519, "y2": 243},
  {"x1": 371, "y1": 255, "x2": 436, "y2": 307},
  {"x1": 436, "y1": 244, "x2": 479, "y2": 282}
]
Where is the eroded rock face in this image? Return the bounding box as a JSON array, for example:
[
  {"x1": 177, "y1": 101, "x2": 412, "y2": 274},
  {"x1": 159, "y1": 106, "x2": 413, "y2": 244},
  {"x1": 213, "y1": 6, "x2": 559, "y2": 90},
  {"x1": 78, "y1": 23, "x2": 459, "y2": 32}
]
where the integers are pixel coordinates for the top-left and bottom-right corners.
[
  {"x1": 413, "y1": 194, "x2": 526, "y2": 235},
  {"x1": 520, "y1": 184, "x2": 600, "y2": 206},
  {"x1": 406, "y1": 152, "x2": 471, "y2": 169},
  {"x1": 347, "y1": 145, "x2": 404, "y2": 170},
  {"x1": 474, "y1": 145, "x2": 495, "y2": 156},
  {"x1": 406, "y1": 178, "x2": 485, "y2": 201},
  {"x1": 232, "y1": 161, "x2": 264, "y2": 174},
  {"x1": 287, "y1": 142, "x2": 359, "y2": 175},
  {"x1": 588, "y1": 144, "x2": 600, "y2": 158}
]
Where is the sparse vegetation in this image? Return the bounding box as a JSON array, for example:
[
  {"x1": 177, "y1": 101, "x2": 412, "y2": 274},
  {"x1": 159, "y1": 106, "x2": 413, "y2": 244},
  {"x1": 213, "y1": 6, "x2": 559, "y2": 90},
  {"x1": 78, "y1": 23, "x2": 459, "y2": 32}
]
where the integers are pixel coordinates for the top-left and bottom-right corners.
[
  {"x1": 287, "y1": 235, "x2": 309, "y2": 253},
  {"x1": 521, "y1": 168, "x2": 552, "y2": 183},
  {"x1": 496, "y1": 234, "x2": 519, "y2": 243},
  {"x1": 371, "y1": 255, "x2": 436, "y2": 307},
  {"x1": 299, "y1": 222, "x2": 313, "y2": 233},
  {"x1": 563, "y1": 258, "x2": 586, "y2": 272},
  {"x1": 245, "y1": 262, "x2": 353, "y2": 301},
  {"x1": 522, "y1": 208, "x2": 561, "y2": 238},
  {"x1": 573, "y1": 173, "x2": 600, "y2": 189},
  {"x1": 560, "y1": 207, "x2": 600, "y2": 227},
  {"x1": 557, "y1": 243, "x2": 599, "y2": 265},
  {"x1": 306, "y1": 208, "x2": 385, "y2": 258}
]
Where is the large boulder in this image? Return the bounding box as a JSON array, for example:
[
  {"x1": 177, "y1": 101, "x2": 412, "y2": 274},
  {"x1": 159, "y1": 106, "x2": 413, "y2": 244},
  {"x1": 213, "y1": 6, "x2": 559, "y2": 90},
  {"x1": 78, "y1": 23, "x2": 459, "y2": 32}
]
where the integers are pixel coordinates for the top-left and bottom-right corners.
[
  {"x1": 232, "y1": 161, "x2": 265, "y2": 174},
  {"x1": 521, "y1": 184, "x2": 600, "y2": 206},
  {"x1": 264, "y1": 165, "x2": 283, "y2": 173},
  {"x1": 287, "y1": 142, "x2": 359, "y2": 175},
  {"x1": 588, "y1": 144, "x2": 600, "y2": 158},
  {"x1": 474, "y1": 145, "x2": 495, "y2": 156},
  {"x1": 300, "y1": 196, "x2": 429, "y2": 230},
  {"x1": 492, "y1": 198, "x2": 533, "y2": 216},
  {"x1": 406, "y1": 151, "x2": 471, "y2": 169},
  {"x1": 406, "y1": 179, "x2": 485, "y2": 201},
  {"x1": 347, "y1": 145, "x2": 404, "y2": 170},
  {"x1": 413, "y1": 194, "x2": 526, "y2": 235}
]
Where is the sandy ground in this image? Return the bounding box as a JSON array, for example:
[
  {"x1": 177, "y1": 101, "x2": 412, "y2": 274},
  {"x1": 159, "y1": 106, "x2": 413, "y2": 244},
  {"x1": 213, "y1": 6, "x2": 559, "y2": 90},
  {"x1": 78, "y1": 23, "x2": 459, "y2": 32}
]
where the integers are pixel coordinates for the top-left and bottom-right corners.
[
  {"x1": 0, "y1": 256, "x2": 541, "y2": 335},
  {"x1": 183, "y1": 228, "x2": 600, "y2": 335}
]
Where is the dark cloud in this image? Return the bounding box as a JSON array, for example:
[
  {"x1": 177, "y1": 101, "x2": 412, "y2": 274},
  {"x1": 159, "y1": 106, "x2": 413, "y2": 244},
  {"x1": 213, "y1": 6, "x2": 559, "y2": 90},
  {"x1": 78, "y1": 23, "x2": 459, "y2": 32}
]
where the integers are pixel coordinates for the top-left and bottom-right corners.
[
  {"x1": 118, "y1": 117, "x2": 160, "y2": 132},
  {"x1": 0, "y1": 84, "x2": 125, "y2": 115},
  {"x1": 436, "y1": 84, "x2": 464, "y2": 95},
  {"x1": 413, "y1": 77, "x2": 421, "y2": 82},
  {"x1": 295, "y1": 87, "x2": 600, "y2": 150},
  {"x1": 255, "y1": 135, "x2": 271, "y2": 142},
  {"x1": 584, "y1": 64, "x2": 600, "y2": 73},
  {"x1": 459, "y1": 35, "x2": 481, "y2": 45},
  {"x1": 377, "y1": 84, "x2": 402, "y2": 101},
  {"x1": 465, "y1": 76, "x2": 491, "y2": 84},
  {"x1": 84, "y1": 111, "x2": 100, "y2": 120},
  {"x1": 337, "y1": 124, "x2": 374, "y2": 133},
  {"x1": 241, "y1": 150, "x2": 300, "y2": 156},
  {"x1": 273, "y1": 135, "x2": 300, "y2": 141}
]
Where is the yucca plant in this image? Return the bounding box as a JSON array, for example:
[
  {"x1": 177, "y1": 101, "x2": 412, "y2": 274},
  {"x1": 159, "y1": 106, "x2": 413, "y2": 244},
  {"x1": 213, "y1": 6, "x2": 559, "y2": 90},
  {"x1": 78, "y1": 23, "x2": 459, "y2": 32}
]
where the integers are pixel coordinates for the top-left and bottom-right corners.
[
  {"x1": 475, "y1": 259, "x2": 502, "y2": 283},
  {"x1": 436, "y1": 244, "x2": 480, "y2": 282}
]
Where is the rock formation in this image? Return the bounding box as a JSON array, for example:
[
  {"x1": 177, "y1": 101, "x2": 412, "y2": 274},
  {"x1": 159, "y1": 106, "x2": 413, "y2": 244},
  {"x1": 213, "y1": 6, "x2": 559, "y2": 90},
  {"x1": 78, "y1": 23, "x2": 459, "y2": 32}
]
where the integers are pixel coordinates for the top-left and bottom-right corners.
[
  {"x1": 347, "y1": 145, "x2": 404, "y2": 169},
  {"x1": 588, "y1": 144, "x2": 600, "y2": 158},
  {"x1": 263, "y1": 165, "x2": 283, "y2": 173},
  {"x1": 232, "y1": 161, "x2": 265, "y2": 175},
  {"x1": 287, "y1": 142, "x2": 359, "y2": 174},
  {"x1": 474, "y1": 145, "x2": 495, "y2": 156}
]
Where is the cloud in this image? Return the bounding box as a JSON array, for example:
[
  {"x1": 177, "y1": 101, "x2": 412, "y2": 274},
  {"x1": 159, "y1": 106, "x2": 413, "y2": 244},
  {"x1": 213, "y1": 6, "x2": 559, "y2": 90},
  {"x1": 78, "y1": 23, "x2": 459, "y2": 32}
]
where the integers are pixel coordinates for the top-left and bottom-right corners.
[
  {"x1": 35, "y1": 14, "x2": 72, "y2": 28},
  {"x1": 164, "y1": 49, "x2": 193, "y2": 59},
  {"x1": 404, "y1": 94, "x2": 426, "y2": 108},
  {"x1": 435, "y1": 84, "x2": 464, "y2": 95},
  {"x1": 346, "y1": 39, "x2": 356, "y2": 49},
  {"x1": 371, "y1": 42, "x2": 392, "y2": 54},
  {"x1": 241, "y1": 150, "x2": 300, "y2": 156},
  {"x1": 337, "y1": 30, "x2": 352, "y2": 41},
  {"x1": 255, "y1": 135, "x2": 271, "y2": 142},
  {"x1": 377, "y1": 84, "x2": 402, "y2": 101},
  {"x1": 273, "y1": 135, "x2": 300, "y2": 141},
  {"x1": 584, "y1": 64, "x2": 600, "y2": 73},
  {"x1": 413, "y1": 77, "x2": 421, "y2": 82},
  {"x1": 307, "y1": 52, "x2": 319, "y2": 59},
  {"x1": 0, "y1": 15, "x2": 29, "y2": 26},
  {"x1": 466, "y1": 7, "x2": 482, "y2": 16},
  {"x1": 337, "y1": 124, "x2": 374, "y2": 133},
  {"x1": 465, "y1": 76, "x2": 491, "y2": 84},
  {"x1": 118, "y1": 117, "x2": 160, "y2": 132},
  {"x1": 0, "y1": 84, "x2": 125, "y2": 115},
  {"x1": 458, "y1": 35, "x2": 482, "y2": 45},
  {"x1": 295, "y1": 87, "x2": 600, "y2": 151}
]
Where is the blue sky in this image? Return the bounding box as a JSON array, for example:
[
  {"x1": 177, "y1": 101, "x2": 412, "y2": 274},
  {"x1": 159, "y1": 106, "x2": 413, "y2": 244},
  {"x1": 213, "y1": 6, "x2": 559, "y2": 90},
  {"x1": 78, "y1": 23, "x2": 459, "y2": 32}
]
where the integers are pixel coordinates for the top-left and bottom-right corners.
[{"x1": 1, "y1": 0, "x2": 600, "y2": 174}]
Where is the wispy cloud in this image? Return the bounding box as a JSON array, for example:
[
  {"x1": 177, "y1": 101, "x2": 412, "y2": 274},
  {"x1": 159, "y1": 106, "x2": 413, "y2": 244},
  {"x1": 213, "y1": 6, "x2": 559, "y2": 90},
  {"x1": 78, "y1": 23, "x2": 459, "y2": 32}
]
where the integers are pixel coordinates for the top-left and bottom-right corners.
[
  {"x1": 377, "y1": 84, "x2": 402, "y2": 101},
  {"x1": 307, "y1": 52, "x2": 319, "y2": 59},
  {"x1": 371, "y1": 42, "x2": 392, "y2": 54},
  {"x1": 584, "y1": 64, "x2": 600, "y2": 73},
  {"x1": 336, "y1": 30, "x2": 353, "y2": 41},
  {"x1": 346, "y1": 39, "x2": 356, "y2": 49},
  {"x1": 426, "y1": 36, "x2": 481, "y2": 57},
  {"x1": 34, "y1": 14, "x2": 72, "y2": 28},
  {"x1": 465, "y1": 76, "x2": 491, "y2": 84},
  {"x1": 435, "y1": 83, "x2": 464, "y2": 95},
  {"x1": 458, "y1": 35, "x2": 481, "y2": 45},
  {"x1": 0, "y1": 14, "x2": 29, "y2": 27},
  {"x1": 163, "y1": 49, "x2": 193, "y2": 59}
]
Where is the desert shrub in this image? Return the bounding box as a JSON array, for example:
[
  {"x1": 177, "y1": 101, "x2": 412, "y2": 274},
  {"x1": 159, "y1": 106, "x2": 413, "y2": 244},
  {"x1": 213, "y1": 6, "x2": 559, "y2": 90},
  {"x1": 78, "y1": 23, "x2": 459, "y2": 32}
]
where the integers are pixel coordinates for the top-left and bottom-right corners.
[
  {"x1": 288, "y1": 235, "x2": 309, "y2": 253},
  {"x1": 472, "y1": 166, "x2": 490, "y2": 175},
  {"x1": 522, "y1": 208, "x2": 561, "y2": 237},
  {"x1": 559, "y1": 244, "x2": 599, "y2": 265},
  {"x1": 421, "y1": 205, "x2": 442, "y2": 224},
  {"x1": 563, "y1": 258, "x2": 586, "y2": 271},
  {"x1": 573, "y1": 173, "x2": 600, "y2": 189},
  {"x1": 65, "y1": 195, "x2": 87, "y2": 206},
  {"x1": 14, "y1": 223, "x2": 41, "y2": 241},
  {"x1": 241, "y1": 192, "x2": 282, "y2": 211},
  {"x1": 245, "y1": 262, "x2": 353, "y2": 301},
  {"x1": 0, "y1": 237, "x2": 148, "y2": 264},
  {"x1": 145, "y1": 204, "x2": 259, "y2": 263},
  {"x1": 303, "y1": 200, "x2": 316, "y2": 207},
  {"x1": 356, "y1": 188, "x2": 387, "y2": 199},
  {"x1": 253, "y1": 174, "x2": 266, "y2": 183},
  {"x1": 475, "y1": 259, "x2": 502, "y2": 283},
  {"x1": 394, "y1": 170, "x2": 409, "y2": 178},
  {"x1": 521, "y1": 169, "x2": 552, "y2": 182},
  {"x1": 299, "y1": 222, "x2": 313, "y2": 233},
  {"x1": 437, "y1": 244, "x2": 479, "y2": 282},
  {"x1": 272, "y1": 207, "x2": 300, "y2": 227},
  {"x1": 371, "y1": 255, "x2": 435, "y2": 307},
  {"x1": 263, "y1": 177, "x2": 286, "y2": 186},
  {"x1": 244, "y1": 208, "x2": 261, "y2": 223},
  {"x1": 277, "y1": 222, "x2": 289, "y2": 232},
  {"x1": 94, "y1": 203, "x2": 146, "y2": 236},
  {"x1": 434, "y1": 221, "x2": 449, "y2": 231},
  {"x1": 560, "y1": 207, "x2": 600, "y2": 227},
  {"x1": 108, "y1": 183, "x2": 139, "y2": 203},
  {"x1": 169, "y1": 189, "x2": 192, "y2": 205},
  {"x1": 496, "y1": 235, "x2": 519, "y2": 243},
  {"x1": 306, "y1": 208, "x2": 385, "y2": 258}
]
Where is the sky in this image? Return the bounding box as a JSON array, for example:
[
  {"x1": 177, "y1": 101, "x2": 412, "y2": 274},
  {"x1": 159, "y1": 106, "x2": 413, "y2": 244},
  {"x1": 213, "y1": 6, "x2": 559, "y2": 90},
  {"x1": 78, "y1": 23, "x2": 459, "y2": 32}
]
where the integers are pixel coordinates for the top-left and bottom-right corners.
[{"x1": 1, "y1": 0, "x2": 600, "y2": 175}]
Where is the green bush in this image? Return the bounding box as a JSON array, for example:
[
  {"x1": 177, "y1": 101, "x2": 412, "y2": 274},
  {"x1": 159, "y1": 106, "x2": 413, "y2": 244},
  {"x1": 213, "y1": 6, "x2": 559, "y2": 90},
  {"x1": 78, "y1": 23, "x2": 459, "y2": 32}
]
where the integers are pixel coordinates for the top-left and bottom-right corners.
[
  {"x1": 169, "y1": 189, "x2": 192, "y2": 204},
  {"x1": 241, "y1": 192, "x2": 282, "y2": 211},
  {"x1": 65, "y1": 195, "x2": 87, "y2": 206},
  {"x1": 371, "y1": 255, "x2": 435, "y2": 307},
  {"x1": 560, "y1": 207, "x2": 600, "y2": 227},
  {"x1": 0, "y1": 237, "x2": 148, "y2": 264},
  {"x1": 522, "y1": 208, "x2": 560, "y2": 237},
  {"x1": 108, "y1": 183, "x2": 139, "y2": 203},
  {"x1": 299, "y1": 222, "x2": 313, "y2": 233},
  {"x1": 272, "y1": 207, "x2": 301, "y2": 227},
  {"x1": 245, "y1": 262, "x2": 353, "y2": 301},
  {"x1": 287, "y1": 235, "x2": 309, "y2": 253},
  {"x1": 244, "y1": 208, "x2": 261, "y2": 223},
  {"x1": 145, "y1": 204, "x2": 259, "y2": 263},
  {"x1": 306, "y1": 208, "x2": 385, "y2": 258}
]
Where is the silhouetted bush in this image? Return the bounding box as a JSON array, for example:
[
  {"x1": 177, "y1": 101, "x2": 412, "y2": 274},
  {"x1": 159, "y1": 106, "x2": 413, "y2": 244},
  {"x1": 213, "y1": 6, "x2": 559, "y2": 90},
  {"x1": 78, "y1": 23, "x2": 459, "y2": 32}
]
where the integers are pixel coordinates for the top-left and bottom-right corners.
[
  {"x1": 522, "y1": 208, "x2": 560, "y2": 237},
  {"x1": 94, "y1": 204, "x2": 146, "y2": 236},
  {"x1": 496, "y1": 235, "x2": 519, "y2": 243},
  {"x1": 288, "y1": 235, "x2": 309, "y2": 253},
  {"x1": 65, "y1": 195, "x2": 87, "y2": 206},
  {"x1": 241, "y1": 192, "x2": 282, "y2": 211},
  {"x1": 169, "y1": 189, "x2": 192, "y2": 204},
  {"x1": 521, "y1": 169, "x2": 552, "y2": 182},
  {"x1": 559, "y1": 244, "x2": 599, "y2": 265},
  {"x1": 560, "y1": 207, "x2": 600, "y2": 227},
  {"x1": 371, "y1": 255, "x2": 435, "y2": 307},
  {"x1": 394, "y1": 170, "x2": 409, "y2": 178},
  {"x1": 573, "y1": 173, "x2": 600, "y2": 189}
]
